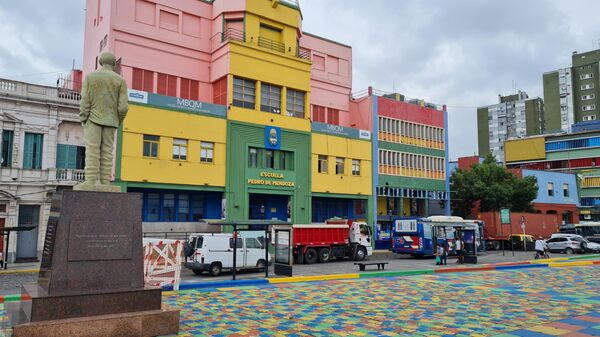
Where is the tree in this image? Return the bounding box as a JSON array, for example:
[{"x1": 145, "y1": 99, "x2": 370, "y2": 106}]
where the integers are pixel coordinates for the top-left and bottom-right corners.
[{"x1": 450, "y1": 155, "x2": 538, "y2": 217}]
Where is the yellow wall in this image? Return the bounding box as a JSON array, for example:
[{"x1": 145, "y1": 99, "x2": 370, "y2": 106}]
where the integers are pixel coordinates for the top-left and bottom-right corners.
[
  {"x1": 311, "y1": 133, "x2": 372, "y2": 195},
  {"x1": 504, "y1": 137, "x2": 546, "y2": 163},
  {"x1": 245, "y1": 0, "x2": 302, "y2": 60},
  {"x1": 121, "y1": 105, "x2": 227, "y2": 186}
]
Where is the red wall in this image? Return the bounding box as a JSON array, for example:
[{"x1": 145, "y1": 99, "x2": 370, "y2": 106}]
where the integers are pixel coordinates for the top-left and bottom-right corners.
[
  {"x1": 458, "y1": 156, "x2": 482, "y2": 171},
  {"x1": 377, "y1": 96, "x2": 444, "y2": 127},
  {"x1": 478, "y1": 211, "x2": 561, "y2": 239}
]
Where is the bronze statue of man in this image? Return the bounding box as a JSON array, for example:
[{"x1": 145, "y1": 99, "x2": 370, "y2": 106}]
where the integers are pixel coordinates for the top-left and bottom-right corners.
[{"x1": 78, "y1": 52, "x2": 128, "y2": 187}]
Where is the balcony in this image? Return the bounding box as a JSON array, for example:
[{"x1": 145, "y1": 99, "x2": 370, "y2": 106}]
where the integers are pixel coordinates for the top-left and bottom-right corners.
[
  {"x1": 257, "y1": 36, "x2": 285, "y2": 53},
  {"x1": 0, "y1": 78, "x2": 80, "y2": 105},
  {"x1": 297, "y1": 47, "x2": 310, "y2": 60},
  {"x1": 221, "y1": 28, "x2": 245, "y2": 43},
  {"x1": 56, "y1": 169, "x2": 85, "y2": 183}
]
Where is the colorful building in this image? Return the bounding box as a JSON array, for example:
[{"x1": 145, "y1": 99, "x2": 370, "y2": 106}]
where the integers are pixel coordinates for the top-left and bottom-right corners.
[
  {"x1": 83, "y1": 0, "x2": 374, "y2": 233},
  {"x1": 505, "y1": 131, "x2": 600, "y2": 221}
]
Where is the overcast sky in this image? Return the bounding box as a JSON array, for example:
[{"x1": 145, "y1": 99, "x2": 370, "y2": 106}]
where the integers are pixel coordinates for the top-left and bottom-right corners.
[{"x1": 2, "y1": 1, "x2": 600, "y2": 159}]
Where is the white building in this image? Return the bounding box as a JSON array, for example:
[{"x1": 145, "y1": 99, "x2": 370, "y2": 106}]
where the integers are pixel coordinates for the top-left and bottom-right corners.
[
  {"x1": 0, "y1": 78, "x2": 83, "y2": 264},
  {"x1": 477, "y1": 91, "x2": 544, "y2": 163}
]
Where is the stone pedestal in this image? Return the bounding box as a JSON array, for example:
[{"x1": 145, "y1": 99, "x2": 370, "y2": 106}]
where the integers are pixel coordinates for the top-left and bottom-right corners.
[{"x1": 8, "y1": 190, "x2": 179, "y2": 337}]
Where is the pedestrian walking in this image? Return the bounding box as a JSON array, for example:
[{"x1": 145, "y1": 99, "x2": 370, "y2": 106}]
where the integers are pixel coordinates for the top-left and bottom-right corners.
[
  {"x1": 455, "y1": 235, "x2": 464, "y2": 264},
  {"x1": 435, "y1": 244, "x2": 444, "y2": 265}
]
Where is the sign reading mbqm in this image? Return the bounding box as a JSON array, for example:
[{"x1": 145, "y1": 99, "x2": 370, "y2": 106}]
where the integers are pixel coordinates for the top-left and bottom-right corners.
[{"x1": 127, "y1": 90, "x2": 227, "y2": 117}]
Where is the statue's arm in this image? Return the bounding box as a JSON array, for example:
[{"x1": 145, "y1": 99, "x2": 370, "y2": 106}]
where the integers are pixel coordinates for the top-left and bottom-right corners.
[
  {"x1": 118, "y1": 79, "x2": 129, "y2": 125},
  {"x1": 80, "y1": 77, "x2": 91, "y2": 123}
]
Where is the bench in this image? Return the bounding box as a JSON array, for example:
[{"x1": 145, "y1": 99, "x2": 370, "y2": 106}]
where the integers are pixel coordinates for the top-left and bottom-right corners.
[{"x1": 354, "y1": 262, "x2": 388, "y2": 271}]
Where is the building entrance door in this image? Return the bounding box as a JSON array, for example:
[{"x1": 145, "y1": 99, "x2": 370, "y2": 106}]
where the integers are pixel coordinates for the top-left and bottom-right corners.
[
  {"x1": 249, "y1": 194, "x2": 289, "y2": 222},
  {"x1": 16, "y1": 205, "x2": 39, "y2": 261}
]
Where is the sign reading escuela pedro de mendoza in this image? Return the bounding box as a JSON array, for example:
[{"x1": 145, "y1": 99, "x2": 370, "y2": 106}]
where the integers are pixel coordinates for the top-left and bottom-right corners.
[{"x1": 248, "y1": 171, "x2": 295, "y2": 187}]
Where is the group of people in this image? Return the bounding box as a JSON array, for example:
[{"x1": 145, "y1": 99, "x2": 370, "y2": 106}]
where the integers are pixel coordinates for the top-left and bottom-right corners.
[{"x1": 435, "y1": 236, "x2": 466, "y2": 265}]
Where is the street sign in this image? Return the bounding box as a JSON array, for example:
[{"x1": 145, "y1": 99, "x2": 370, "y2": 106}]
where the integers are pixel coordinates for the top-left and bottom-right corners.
[{"x1": 500, "y1": 208, "x2": 511, "y2": 224}]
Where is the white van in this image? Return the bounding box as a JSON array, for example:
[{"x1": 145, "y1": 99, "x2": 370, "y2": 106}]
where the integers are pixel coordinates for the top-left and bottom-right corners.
[{"x1": 184, "y1": 233, "x2": 269, "y2": 276}]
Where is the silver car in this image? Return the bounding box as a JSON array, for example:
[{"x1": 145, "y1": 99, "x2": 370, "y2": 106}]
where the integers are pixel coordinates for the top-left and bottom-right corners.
[{"x1": 545, "y1": 236, "x2": 585, "y2": 254}]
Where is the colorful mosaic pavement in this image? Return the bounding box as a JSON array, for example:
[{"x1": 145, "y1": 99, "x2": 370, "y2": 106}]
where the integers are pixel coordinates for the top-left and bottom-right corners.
[{"x1": 1, "y1": 265, "x2": 598, "y2": 336}]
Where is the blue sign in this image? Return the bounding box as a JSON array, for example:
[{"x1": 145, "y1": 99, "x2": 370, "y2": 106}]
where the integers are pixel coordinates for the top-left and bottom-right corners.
[{"x1": 265, "y1": 126, "x2": 281, "y2": 150}]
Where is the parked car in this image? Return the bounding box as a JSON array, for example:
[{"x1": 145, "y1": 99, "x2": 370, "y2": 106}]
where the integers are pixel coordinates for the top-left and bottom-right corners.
[
  {"x1": 545, "y1": 236, "x2": 586, "y2": 254},
  {"x1": 583, "y1": 239, "x2": 600, "y2": 253}
]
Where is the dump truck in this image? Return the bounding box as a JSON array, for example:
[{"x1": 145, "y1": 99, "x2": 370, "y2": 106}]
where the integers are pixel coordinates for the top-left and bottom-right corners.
[{"x1": 292, "y1": 219, "x2": 373, "y2": 264}]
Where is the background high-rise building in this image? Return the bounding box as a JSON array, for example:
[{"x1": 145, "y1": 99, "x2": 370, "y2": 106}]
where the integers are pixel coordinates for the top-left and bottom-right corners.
[
  {"x1": 477, "y1": 91, "x2": 544, "y2": 163},
  {"x1": 544, "y1": 49, "x2": 600, "y2": 131}
]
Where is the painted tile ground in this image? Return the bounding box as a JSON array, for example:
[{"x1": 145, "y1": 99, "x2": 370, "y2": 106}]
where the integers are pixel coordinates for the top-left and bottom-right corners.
[
  {"x1": 0, "y1": 266, "x2": 598, "y2": 336},
  {"x1": 164, "y1": 266, "x2": 599, "y2": 337}
]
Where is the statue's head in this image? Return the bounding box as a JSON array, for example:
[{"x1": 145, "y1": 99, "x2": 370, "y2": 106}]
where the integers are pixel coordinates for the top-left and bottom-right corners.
[{"x1": 98, "y1": 52, "x2": 116, "y2": 69}]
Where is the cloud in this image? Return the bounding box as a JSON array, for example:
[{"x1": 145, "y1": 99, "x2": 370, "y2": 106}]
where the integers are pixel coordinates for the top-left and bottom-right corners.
[{"x1": 1, "y1": 0, "x2": 599, "y2": 159}]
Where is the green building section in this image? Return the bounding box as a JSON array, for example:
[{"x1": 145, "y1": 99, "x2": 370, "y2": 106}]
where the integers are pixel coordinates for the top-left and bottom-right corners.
[
  {"x1": 477, "y1": 107, "x2": 490, "y2": 157},
  {"x1": 543, "y1": 71, "x2": 561, "y2": 133},
  {"x1": 226, "y1": 121, "x2": 311, "y2": 224},
  {"x1": 525, "y1": 98, "x2": 544, "y2": 135}
]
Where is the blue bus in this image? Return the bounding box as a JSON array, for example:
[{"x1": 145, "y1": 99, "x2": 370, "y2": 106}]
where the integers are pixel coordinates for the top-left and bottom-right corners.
[{"x1": 391, "y1": 216, "x2": 483, "y2": 257}]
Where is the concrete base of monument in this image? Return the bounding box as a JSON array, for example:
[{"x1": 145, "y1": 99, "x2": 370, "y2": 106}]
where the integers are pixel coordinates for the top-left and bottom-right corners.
[
  {"x1": 73, "y1": 182, "x2": 122, "y2": 192},
  {"x1": 7, "y1": 302, "x2": 179, "y2": 337}
]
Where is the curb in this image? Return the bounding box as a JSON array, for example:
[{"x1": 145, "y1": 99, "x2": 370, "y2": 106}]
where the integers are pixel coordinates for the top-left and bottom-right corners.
[{"x1": 0, "y1": 269, "x2": 39, "y2": 275}]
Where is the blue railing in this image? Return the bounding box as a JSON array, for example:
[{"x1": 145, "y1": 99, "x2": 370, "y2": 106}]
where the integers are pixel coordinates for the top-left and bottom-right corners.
[{"x1": 546, "y1": 136, "x2": 600, "y2": 152}]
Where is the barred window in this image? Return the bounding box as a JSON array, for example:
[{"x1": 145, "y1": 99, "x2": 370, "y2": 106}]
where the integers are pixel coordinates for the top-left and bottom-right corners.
[{"x1": 260, "y1": 83, "x2": 281, "y2": 113}]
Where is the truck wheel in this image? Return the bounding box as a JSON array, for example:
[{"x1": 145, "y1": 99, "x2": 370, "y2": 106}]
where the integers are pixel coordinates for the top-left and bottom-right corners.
[
  {"x1": 192, "y1": 269, "x2": 203, "y2": 276},
  {"x1": 492, "y1": 241, "x2": 501, "y2": 250},
  {"x1": 256, "y1": 259, "x2": 267, "y2": 271},
  {"x1": 209, "y1": 262, "x2": 222, "y2": 276},
  {"x1": 317, "y1": 248, "x2": 331, "y2": 263},
  {"x1": 355, "y1": 247, "x2": 367, "y2": 261},
  {"x1": 304, "y1": 248, "x2": 318, "y2": 264}
]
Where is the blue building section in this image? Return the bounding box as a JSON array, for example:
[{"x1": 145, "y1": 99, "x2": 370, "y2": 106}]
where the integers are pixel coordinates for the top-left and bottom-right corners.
[
  {"x1": 546, "y1": 135, "x2": 600, "y2": 151},
  {"x1": 311, "y1": 197, "x2": 368, "y2": 223},
  {"x1": 572, "y1": 120, "x2": 600, "y2": 132},
  {"x1": 521, "y1": 169, "x2": 579, "y2": 205},
  {"x1": 128, "y1": 187, "x2": 222, "y2": 222}
]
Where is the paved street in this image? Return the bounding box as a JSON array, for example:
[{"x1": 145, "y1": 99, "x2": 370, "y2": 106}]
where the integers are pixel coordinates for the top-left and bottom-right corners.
[
  {"x1": 166, "y1": 265, "x2": 600, "y2": 336},
  {"x1": 0, "y1": 250, "x2": 590, "y2": 294}
]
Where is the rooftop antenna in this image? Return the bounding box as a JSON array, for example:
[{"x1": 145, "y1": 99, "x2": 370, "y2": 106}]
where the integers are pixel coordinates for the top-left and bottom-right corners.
[{"x1": 72, "y1": 59, "x2": 75, "y2": 70}]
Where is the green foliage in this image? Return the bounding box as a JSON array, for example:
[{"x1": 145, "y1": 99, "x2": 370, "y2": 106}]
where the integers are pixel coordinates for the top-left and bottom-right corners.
[{"x1": 450, "y1": 154, "x2": 538, "y2": 217}]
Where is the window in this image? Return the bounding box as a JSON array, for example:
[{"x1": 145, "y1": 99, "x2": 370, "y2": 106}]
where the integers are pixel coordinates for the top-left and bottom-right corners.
[
  {"x1": 582, "y1": 94, "x2": 596, "y2": 100},
  {"x1": 260, "y1": 83, "x2": 281, "y2": 113},
  {"x1": 580, "y1": 73, "x2": 594, "y2": 80},
  {"x1": 157, "y1": 72, "x2": 177, "y2": 97},
  {"x1": 178, "y1": 194, "x2": 189, "y2": 221},
  {"x1": 200, "y1": 142, "x2": 214, "y2": 163},
  {"x1": 563, "y1": 183, "x2": 569, "y2": 197},
  {"x1": 248, "y1": 148, "x2": 258, "y2": 167},
  {"x1": 327, "y1": 108, "x2": 339, "y2": 125},
  {"x1": 23, "y1": 133, "x2": 43, "y2": 169},
  {"x1": 352, "y1": 159, "x2": 361, "y2": 176},
  {"x1": 245, "y1": 237, "x2": 262, "y2": 249},
  {"x1": 212, "y1": 77, "x2": 227, "y2": 105},
  {"x1": 547, "y1": 182, "x2": 554, "y2": 197},
  {"x1": 1, "y1": 130, "x2": 14, "y2": 167},
  {"x1": 278, "y1": 151, "x2": 293, "y2": 170},
  {"x1": 265, "y1": 150, "x2": 274, "y2": 169},
  {"x1": 582, "y1": 83, "x2": 595, "y2": 90},
  {"x1": 229, "y1": 238, "x2": 243, "y2": 249},
  {"x1": 132, "y1": 68, "x2": 154, "y2": 92},
  {"x1": 146, "y1": 193, "x2": 160, "y2": 221},
  {"x1": 583, "y1": 115, "x2": 597, "y2": 121},
  {"x1": 162, "y1": 193, "x2": 175, "y2": 221},
  {"x1": 582, "y1": 105, "x2": 596, "y2": 111},
  {"x1": 172, "y1": 139, "x2": 187, "y2": 160},
  {"x1": 335, "y1": 157, "x2": 344, "y2": 175},
  {"x1": 312, "y1": 105, "x2": 326, "y2": 123},
  {"x1": 232, "y1": 77, "x2": 256, "y2": 109},
  {"x1": 56, "y1": 144, "x2": 85, "y2": 169},
  {"x1": 286, "y1": 89, "x2": 305, "y2": 118},
  {"x1": 143, "y1": 135, "x2": 159, "y2": 158},
  {"x1": 180, "y1": 78, "x2": 199, "y2": 100},
  {"x1": 318, "y1": 155, "x2": 328, "y2": 173}
]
